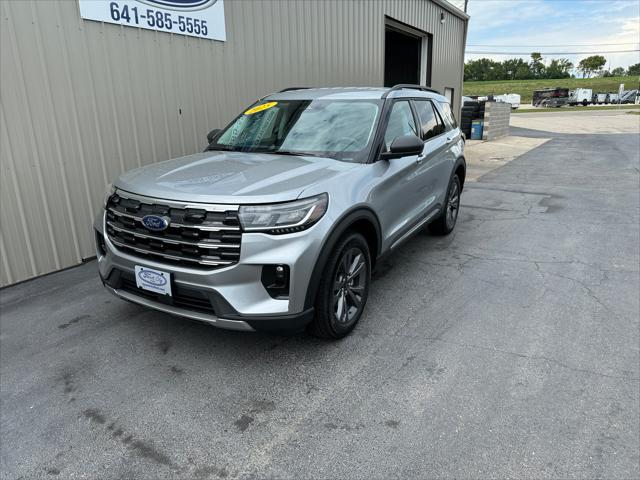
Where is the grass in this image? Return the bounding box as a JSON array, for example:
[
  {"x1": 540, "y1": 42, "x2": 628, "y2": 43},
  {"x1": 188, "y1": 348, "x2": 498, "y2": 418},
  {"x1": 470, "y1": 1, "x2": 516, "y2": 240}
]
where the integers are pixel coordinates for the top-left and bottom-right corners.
[
  {"x1": 512, "y1": 104, "x2": 640, "y2": 113},
  {"x1": 464, "y1": 76, "x2": 639, "y2": 103}
]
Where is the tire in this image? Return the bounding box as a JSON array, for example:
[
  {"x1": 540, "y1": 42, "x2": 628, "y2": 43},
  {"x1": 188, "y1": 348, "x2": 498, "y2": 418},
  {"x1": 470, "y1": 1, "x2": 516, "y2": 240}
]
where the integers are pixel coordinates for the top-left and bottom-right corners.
[
  {"x1": 582, "y1": 100, "x2": 588, "y2": 106},
  {"x1": 429, "y1": 174, "x2": 461, "y2": 236},
  {"x1": 308, "y1": 231, "x2": 371, "y2": 339}
]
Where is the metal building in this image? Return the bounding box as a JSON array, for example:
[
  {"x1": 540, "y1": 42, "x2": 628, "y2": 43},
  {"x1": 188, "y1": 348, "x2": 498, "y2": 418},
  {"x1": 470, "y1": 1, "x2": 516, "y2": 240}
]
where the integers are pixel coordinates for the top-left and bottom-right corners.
[{"x1": 0, "y1": 0, "x2": 468, "y2": 287}]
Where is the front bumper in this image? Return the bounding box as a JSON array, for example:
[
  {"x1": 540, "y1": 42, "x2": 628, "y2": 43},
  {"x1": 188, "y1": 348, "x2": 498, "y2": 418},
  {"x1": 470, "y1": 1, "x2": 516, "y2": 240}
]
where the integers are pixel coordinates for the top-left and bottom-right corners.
[
  {"x1": 95, "y1": 208, "x2": 328, "y2": 332},
  {"x1": 100, "y1": 280, "x2": 314, "y2": 333}
]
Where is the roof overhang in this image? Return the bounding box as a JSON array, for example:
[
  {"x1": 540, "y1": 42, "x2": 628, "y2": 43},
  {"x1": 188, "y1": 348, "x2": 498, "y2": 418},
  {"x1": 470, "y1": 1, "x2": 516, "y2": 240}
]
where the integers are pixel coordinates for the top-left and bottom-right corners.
[{"x1": 431, "y1": 0, "x2": 470, "y2": 21}]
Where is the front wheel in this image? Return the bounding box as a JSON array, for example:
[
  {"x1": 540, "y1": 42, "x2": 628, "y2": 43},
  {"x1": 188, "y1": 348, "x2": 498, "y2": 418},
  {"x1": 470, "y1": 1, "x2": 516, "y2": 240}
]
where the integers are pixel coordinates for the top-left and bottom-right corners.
[
  {"x1": 429, "y1": 174, "x2": 461, "y2": 236},
  {"x1": 308, "y1": 232, "x2": 371, "y2": 339}
]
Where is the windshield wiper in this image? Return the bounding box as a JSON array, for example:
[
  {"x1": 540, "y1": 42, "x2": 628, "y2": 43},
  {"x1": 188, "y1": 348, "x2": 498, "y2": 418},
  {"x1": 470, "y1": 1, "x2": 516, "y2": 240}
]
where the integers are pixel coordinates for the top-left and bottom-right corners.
[
  {"x1": 271, "y1": 150, "x2": 327, "y2": 158},
  {"x1": 208, "y1": 146, "x2": 332, "y2": 159},
  {"x1": 206, "y1": 144, "x2": 238, "y2": 152}
]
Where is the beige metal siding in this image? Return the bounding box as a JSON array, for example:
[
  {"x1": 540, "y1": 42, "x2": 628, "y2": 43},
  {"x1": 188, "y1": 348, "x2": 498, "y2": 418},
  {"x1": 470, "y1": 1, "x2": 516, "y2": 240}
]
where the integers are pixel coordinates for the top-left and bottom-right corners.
[{"x1": 0, "y1": 0, "x2": 466, "y2": 286}]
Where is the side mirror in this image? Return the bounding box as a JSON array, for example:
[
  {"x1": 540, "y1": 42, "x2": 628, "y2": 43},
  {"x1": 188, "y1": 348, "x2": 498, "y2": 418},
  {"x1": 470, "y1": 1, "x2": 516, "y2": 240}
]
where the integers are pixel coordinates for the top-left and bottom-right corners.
[
  {"x1": 207, "y1": 128, "x2": 221, "y2": 145},
  {"x1": 380, "y1": 134, "x2": 424, "y2": 160}
]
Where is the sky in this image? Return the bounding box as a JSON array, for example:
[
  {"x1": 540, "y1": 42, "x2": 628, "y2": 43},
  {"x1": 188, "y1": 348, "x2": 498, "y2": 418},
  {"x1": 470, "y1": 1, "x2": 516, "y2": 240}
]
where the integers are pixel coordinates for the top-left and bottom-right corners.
[{"x1": 447, "y1": 0, "x2": 640, "y2": 73}]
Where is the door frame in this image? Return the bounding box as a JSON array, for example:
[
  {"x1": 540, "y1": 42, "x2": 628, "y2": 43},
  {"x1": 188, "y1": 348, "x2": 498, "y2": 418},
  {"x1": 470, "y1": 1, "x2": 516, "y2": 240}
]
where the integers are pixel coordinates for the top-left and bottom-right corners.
[{"x1": 384, "y1": 16, "x2": 432, "y2": 87}]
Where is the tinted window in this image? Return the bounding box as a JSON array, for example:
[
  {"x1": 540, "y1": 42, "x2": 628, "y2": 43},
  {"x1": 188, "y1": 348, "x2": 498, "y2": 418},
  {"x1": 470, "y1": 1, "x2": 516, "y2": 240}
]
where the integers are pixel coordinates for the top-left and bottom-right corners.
[
  {"x1": 383, "y1": 101, "x2": 418, "y2": 151},
  {"x1": 414, "y1": 100, "x2": 444, "y2": 140},
  {"x1": 438, "y1": 101, "x2": 458, "y2": 130}
]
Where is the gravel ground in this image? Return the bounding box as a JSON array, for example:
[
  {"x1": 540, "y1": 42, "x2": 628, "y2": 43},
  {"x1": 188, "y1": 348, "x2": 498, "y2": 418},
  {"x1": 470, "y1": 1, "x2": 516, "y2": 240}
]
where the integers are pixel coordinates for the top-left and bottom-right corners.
[{"x1": 1, "y1": 111, "x2": 638, "y2": 479}]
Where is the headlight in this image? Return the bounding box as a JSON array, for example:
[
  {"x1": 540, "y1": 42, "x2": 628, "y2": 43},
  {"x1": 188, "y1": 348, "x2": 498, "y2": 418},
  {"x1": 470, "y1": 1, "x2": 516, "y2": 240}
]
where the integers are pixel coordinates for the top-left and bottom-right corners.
[
  {"x1": 103, "y1": 183, "x2": 115, "y2": 208},
  {"x1": 238, "y1": 193, "x2": 328, "y2": 234}
]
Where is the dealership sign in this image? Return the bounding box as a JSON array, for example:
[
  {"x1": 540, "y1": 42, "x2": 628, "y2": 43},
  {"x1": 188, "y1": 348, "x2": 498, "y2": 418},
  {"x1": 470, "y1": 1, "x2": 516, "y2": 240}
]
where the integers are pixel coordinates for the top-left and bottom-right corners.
[{"x1": 78, "y1": 0, "x2": 226, "y2": 41}]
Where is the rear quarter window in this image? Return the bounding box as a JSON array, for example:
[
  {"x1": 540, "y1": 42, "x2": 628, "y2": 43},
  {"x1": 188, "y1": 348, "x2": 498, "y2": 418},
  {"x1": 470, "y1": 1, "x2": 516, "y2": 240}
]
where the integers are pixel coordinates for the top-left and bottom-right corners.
[{"x1": 438, "y1": 101, "x2": 457, "y2": 130}]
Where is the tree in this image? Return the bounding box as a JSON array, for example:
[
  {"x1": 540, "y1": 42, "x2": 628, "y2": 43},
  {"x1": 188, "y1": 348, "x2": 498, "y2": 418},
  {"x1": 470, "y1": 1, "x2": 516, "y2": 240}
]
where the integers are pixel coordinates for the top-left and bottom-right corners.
[
  {"x1": 628, "y1": 63, "x2": 640, "y2": 76},
  {"x1": 464, "y1": 58, "x2": 505, "y2": 81},
  {"x1": 502, "y1": 58, "x2": 530, "y2": 80},
  {"x1": 611, "y1": 67, "x2": 625, "y2": 76},
  {"x1": 530, "y1": 52, "x2": 545, "y2": 78},
  {"x1": 545, "y1": 58, "x2": 573, "y2": 79},
  {"x1": 515, "y1": 62, "x2": 532, "y2": 80},
  {"x1": 578, "y1": 55, "x2": 606, "y2": 78}
]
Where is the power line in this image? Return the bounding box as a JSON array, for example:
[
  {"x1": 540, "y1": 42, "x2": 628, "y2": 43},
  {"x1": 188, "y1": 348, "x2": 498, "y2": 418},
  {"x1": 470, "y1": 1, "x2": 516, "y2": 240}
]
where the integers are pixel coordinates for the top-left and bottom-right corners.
[
  {"x1": 468, "y1": 42, "x2": 640, "y2": 47},
  {"x1": 466, "y1": 49, "x2": 640, "y2": 55}
]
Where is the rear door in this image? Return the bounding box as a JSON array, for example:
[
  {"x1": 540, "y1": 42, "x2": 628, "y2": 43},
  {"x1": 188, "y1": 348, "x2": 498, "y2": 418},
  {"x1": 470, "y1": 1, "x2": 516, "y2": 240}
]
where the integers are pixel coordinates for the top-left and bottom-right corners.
[
  {"x1": 374, "y1": 99, "x2": 425, "y2": 243},
  {"x1": 436, "y1": 99, "x2": 463, "y2": 185},
  {"x1": 412, "y1": 99, "x2": 451, "y2": 211}
]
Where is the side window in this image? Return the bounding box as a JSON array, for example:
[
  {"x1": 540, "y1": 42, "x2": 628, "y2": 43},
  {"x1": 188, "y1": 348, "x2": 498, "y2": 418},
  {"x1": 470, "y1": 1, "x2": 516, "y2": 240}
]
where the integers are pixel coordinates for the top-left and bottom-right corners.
[
  {"x1": 414, "y1": 100, "x2": 445, "y2": 140},
  {"x1": 383, "y1": 101, "x2": 418, "y2": 151},
  {"x1": 438, "y1": 101, "x2": 458, "y2": 130}
]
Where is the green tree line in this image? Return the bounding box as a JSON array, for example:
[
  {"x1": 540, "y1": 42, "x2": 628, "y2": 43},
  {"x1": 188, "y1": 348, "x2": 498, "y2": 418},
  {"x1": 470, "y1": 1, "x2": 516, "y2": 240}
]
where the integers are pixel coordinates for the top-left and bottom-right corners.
[{"x1": 465, "y1": 53, "x2": 640, "y2": 81}]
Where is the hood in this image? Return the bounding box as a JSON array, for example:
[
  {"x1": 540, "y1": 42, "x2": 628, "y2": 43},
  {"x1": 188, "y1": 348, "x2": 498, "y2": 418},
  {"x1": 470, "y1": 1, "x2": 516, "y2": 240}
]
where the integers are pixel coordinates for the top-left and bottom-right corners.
[{"x1": 114, "y1": 151, "x2": 359, "y2": 204}]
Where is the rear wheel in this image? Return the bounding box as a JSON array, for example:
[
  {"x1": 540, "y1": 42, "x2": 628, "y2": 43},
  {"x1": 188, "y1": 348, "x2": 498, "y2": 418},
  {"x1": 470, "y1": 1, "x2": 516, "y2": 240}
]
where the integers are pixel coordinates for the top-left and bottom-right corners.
[
  {"x1": 308, "y1": 232, "x2": 371, "y2": 339},
  {"x1": 429, "y1": 174, "x2": 461, "y2": 236}
]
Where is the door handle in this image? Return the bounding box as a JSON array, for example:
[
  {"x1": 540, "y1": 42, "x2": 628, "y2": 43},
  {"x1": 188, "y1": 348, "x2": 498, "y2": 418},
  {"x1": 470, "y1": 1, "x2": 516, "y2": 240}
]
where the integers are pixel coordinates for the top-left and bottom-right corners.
[{"x1": 446, "y1": 136, "x2": 454, "y2": 143}]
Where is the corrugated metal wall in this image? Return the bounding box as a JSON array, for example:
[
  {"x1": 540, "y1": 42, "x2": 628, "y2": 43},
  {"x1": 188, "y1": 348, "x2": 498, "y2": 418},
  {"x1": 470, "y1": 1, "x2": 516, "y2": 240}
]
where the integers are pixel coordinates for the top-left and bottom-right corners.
[{"x1": 0, "y1": 0, "x2": 467, "y2": 286}]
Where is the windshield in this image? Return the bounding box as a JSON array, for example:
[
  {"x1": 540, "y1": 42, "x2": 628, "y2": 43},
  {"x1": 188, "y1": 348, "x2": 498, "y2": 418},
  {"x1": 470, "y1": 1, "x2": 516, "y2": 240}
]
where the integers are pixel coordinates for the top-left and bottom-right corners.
[{"x1": 211, "y1": 99, "x2": 382, "y2": 163}]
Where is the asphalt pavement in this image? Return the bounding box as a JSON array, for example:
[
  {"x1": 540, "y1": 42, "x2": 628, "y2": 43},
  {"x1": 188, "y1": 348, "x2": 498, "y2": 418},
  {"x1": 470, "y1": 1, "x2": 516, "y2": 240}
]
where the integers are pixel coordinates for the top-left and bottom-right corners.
[{"x1": 1, "y1": 111, "x2": 639, "y2": 479}]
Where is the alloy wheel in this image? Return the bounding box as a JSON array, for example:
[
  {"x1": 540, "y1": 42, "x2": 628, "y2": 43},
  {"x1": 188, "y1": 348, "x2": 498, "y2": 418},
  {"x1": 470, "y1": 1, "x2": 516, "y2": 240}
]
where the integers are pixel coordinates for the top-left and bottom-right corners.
[
  {"x1": 333, "y1": 247, "x2": 367, "y2": 325},
  {"x1": 446, "y1": 179, "x2": 460, "y2": 229}
]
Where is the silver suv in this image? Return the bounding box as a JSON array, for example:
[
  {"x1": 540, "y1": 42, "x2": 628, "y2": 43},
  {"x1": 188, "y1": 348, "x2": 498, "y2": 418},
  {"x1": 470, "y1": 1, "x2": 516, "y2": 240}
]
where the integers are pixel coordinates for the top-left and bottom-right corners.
[{"x1": 95, "y1": 85, "x2": 466, "y2": 338}]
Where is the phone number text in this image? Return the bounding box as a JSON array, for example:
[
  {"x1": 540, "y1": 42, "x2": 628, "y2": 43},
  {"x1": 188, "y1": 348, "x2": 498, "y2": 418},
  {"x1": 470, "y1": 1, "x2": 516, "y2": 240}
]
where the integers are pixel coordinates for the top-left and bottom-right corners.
[{"x1": 109, "y1": 2, "x2": 209, "y2": 36}]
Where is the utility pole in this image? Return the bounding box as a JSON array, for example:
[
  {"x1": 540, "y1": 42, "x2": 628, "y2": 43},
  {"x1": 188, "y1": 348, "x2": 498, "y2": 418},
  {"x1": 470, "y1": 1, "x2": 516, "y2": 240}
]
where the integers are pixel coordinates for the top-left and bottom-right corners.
[{"x1": 464, "y1": 0, "x2": 469, "y2": 13}]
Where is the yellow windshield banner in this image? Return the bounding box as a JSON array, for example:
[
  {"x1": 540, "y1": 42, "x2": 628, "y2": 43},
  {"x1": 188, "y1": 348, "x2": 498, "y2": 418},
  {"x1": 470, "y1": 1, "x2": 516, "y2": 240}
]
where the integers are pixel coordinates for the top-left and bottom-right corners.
[{"x1": 244, "y1": 102, "x2": 278, "y2": 115}]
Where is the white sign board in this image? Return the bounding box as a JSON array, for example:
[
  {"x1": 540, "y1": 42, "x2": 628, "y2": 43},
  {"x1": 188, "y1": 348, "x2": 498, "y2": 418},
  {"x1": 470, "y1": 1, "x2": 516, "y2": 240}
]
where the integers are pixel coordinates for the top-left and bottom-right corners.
[
  {"x1": 619, "y1": 83, "x2": 624, "y2": 96},
  {"x1": 78, "y1": 0, "x2": 226, "y2": 41}
]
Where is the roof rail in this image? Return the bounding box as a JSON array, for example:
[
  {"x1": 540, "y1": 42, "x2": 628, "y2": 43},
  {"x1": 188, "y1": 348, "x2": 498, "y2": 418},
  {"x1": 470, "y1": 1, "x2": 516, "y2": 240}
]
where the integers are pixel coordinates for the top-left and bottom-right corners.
[
  {"x1": 278, "y1": 87, "x2": 313, "y2": 93},
  {"x1": 258, "y1": 86, "x2": 313, "y2": 101},
  {"x1": 382, "y1": 84, "x2": 440, "y2": 99}
]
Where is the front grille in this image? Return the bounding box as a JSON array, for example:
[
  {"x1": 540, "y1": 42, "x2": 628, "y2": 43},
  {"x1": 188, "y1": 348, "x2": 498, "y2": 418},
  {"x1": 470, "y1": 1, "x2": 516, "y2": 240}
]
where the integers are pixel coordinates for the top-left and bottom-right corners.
[{"x1": 105, "y1": 192, "x2": 241, "y2": 269}]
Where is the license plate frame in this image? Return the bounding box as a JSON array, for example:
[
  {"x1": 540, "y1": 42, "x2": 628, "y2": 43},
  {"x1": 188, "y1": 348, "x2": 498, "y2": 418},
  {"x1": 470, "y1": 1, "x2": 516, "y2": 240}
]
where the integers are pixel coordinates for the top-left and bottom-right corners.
[{"x1": 135, "y1": 265, "x2": 172, "y2": 297}]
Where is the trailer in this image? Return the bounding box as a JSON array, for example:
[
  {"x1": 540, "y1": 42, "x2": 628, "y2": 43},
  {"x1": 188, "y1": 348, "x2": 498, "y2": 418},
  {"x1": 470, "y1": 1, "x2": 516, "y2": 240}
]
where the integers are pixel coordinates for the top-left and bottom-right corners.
[
  {"x1": 593, "y1": 93, "x2": 609, "y2": 105},
  {"x1": 532, "y1": 87, "x2": 569, "y2": 107},
  {"x1": 620, "y1": 89, "x2": 638, "y2": 104},
  {"x1": 568, "y1": 88, "x2": 592, "y2": 106},
  {"x1": 493, "y1": 93, "x2": 521, "y2": 109}
]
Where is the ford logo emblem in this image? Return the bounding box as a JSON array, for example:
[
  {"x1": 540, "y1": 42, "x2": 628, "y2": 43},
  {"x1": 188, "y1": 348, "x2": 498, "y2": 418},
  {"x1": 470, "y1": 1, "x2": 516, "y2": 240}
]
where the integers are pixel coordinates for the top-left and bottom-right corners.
[
  {"x1": 136, "y1": 0, "x2": 217, "y2": 11},
  {"x1": 141, "y1": 215, "x2": 170, "y2": 232},
  {"x1": 138, "y1": 270, "x2": 167, "y2": 287}
]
